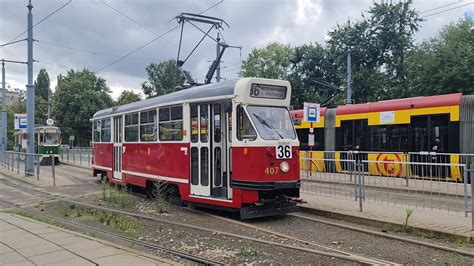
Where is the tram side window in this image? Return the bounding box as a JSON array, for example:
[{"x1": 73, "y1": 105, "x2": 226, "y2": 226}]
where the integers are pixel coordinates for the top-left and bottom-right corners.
[
  {"x1": 93, "y1": 120, "x2": 101, "y2": 142},
  {"x1": 125, "y1": 113, "x2": 139, "y2": 142},
  {"x1": 159, "y1": 106, "x2": 183, "y2": 141},
  {"x1": 101, "y1": 118, "x2": 111, "y2": 142},
  {"x1": 191, "y1": 105, "x2": 198, "y2": 143},
  {"x1": 411, "y1": 116, "x2": 429, "y2": 151},
  {"x1": 237, "y1": 106, "x2": 256, "y2": 141},
  {"x1": 430, "y1": 115, "x2": 449, "y2": 152},
  {"x1": 370, "y1": 125, "x2": 408, "y2": 152},
  {"x1": 140, "y1": 110, "x2": 157, "y2": 142}
]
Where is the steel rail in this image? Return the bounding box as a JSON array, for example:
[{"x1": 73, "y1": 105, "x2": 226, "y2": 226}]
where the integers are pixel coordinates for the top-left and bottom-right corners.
[
  {"x1": 290, "y1": 213, "x2": 474, "y2": 258},
  {"x1": 186, "y1": 209, "x2": 398, "y2": 265}
]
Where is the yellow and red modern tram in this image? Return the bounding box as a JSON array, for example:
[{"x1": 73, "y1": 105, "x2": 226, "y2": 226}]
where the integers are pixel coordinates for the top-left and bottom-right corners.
[
  {"x1": 291, "y1": 93, "x2": 474, "y2": 181},
  {"x1": 91, "y1": 78, "x2": 301, "y2": 218}
]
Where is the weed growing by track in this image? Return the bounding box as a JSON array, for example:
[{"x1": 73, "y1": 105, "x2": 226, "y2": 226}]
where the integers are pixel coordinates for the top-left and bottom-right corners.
[{"x1": 58, "y1": 202, "x2": 142, "y2": 234}]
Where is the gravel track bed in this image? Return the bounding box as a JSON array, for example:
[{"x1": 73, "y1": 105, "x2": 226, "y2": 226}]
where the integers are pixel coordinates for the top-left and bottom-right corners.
[
  {"x1": 243, "y1": 214, "x2": 474, "y2": 265},
  {"x1": 26, "y1": 200, "x2": 356, "y2": 265}
]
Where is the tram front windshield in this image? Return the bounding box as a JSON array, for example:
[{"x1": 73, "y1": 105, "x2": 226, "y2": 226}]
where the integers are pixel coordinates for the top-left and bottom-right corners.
[
  {"x1": 44, "y1": 130, "x2": 59, "y2": 145},
  {"x1": 247, "y1": 106, "x2": 296, "y2": 140}
]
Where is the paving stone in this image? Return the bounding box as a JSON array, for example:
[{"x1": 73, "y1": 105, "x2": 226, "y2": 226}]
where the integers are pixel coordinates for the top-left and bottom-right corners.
[
  {"x1": 49, "y1": 236, "x2": 84, "y2": 245},
  {"x1": 93, "y1": 253, "x2": 157, "y2": 265},
  {"x1": 67, "y1": 246, "x2": 124, "y2": 260},
  {"x1": 16, "y1": 242, "x2": 62, "y2": 257},
  {"x1": 2, "y1": 236, "x2": 50, "y2": 249},
  {"x1": 0, "y1": 222, "x2": 17, "y2": 232},
  {"x1": 4, "y1": 259, "x2": 35, "y2": 266},
  {"x1": 0, "y1": 251, "x2": 26, "y2": 264},
  {"x1": 49, "y1": 257, "x2": 95, "y2": 266},
  {"x1": 28, "y1": 250, "x2": 78, "y2": 264},
  {"x1": 0, "y1": 243, "x2": 14, "y2": 254},
  {"x1": 62, "y1": 240, "x2": 105, "y2": 253},
  {"x1": 36, "y1": 231, "x2": 72, "y2": 240}
]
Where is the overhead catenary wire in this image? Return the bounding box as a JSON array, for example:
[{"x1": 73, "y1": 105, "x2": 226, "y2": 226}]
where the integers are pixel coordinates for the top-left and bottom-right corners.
[
  {"x1": 94, "y1": 0, "x2": 224, "y2": 73},
  {"x1": 420, "y1": 0, "x2": 464, "y2": 14},
  {"x1": 421, "y1": 2, "x2": 473, "y2": 19},
  {"x1": 5, "y1": 0, "x2": 72, "y2": 45}
]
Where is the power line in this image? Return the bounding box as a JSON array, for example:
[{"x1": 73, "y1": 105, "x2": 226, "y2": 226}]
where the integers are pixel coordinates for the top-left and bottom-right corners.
[
  {"x1": 94, "y1": 0, "x2": 224, "y2": 73},
  {"x1": 420, "y1": 0, "x2": 464, "y2": 14},
  {"x1": 94, "y1": 25, "x2": 181, "y2": 73},
  {"x1": 6, "y1": 0, "x2": 72, "y2": 44},
  {"x1": 99, "y1": 0, "x2": 182, "y2": 49},
  {"x1": 421, "y1": 2, "x2": 472, "y2": 19}
]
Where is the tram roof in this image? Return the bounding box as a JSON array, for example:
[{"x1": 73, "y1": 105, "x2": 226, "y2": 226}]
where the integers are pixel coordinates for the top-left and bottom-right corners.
[
  {"x1": 93, "y1": 79, "x2": 238, "y2": 119},
  {"x1": 290, "y1": 93, "x2": 463, "y2": 117}
]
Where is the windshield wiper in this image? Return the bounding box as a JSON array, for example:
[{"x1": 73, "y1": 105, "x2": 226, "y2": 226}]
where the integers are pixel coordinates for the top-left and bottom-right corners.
[{"x1": 252, "y1": 113, "x2": 284, "y2": 140}]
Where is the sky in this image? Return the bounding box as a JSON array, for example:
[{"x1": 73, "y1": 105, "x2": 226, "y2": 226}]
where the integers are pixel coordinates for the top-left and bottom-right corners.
[{"x1": 0, "y1": 0, "x2": 472, "y2": 99}]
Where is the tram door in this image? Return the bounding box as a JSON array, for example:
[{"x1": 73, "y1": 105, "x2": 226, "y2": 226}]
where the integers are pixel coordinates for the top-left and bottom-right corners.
[
  {"x1": 113, "y1": 116, "x2": 123, "y2": 180},
  {"x1": 190, "y1": 103, "x2": 228, "y2": 197}
]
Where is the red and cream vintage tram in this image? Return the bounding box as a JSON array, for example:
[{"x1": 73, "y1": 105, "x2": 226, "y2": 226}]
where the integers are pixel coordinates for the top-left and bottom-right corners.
[{"x1": 91, "y1": 78, "x2": 300, "y2": 218}]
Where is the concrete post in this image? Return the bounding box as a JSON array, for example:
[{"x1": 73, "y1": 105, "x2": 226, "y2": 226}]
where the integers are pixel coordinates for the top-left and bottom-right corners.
[
  {"x1": 346, "y1": 47, "x2": 352, "y2": 105},
  {"x1": 1, "y1": 60, "x2": 6, "y2": 153},
  {"x1": 25, "y1": 0, "x2": 35, "y2": 176}
]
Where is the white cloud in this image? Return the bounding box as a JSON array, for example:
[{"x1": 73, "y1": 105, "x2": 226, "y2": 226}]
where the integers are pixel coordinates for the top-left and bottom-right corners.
[{"x1": 294, "y1": 0, "x2": 323, "y2": 25}]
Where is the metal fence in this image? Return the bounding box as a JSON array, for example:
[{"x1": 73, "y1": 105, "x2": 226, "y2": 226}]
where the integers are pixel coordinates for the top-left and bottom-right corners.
[
  {"x1": 0, "y1": 150, "x2": 58, "y2": 186},
  {"x1": 59, "y1": 147, "x2": 92, "y2": 167},
  {"x1": 300, "y1": 151, "x2": 474, "y2": 219}
]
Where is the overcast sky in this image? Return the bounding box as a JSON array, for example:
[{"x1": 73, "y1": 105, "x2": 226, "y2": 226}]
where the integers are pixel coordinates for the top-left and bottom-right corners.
[{"x1": 0, "y1": 0, "x2": 472, "y2": 99}]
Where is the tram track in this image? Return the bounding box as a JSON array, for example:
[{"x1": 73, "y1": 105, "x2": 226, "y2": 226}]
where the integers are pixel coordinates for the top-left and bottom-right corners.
[
  {"x1": 0, "y1": 177, "x2": 391, "y2": 265},
  {"x1": 2, "y1": 175, "x2": 474, "y2": 264},
  {"x1": 0, "y1": 199, "x2": 219, "y2": 265}
]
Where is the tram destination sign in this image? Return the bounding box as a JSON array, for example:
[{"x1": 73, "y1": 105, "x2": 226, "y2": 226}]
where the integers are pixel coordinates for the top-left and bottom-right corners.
[{"x1": 250, "y1": 84, "x2": 287, "y2": 100}]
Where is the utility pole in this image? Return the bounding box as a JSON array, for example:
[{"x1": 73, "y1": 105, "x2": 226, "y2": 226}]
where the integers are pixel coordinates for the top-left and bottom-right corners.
[
  {"x1": 26, "y1": 0, "x2": 35, "y2": 175},
  {"x1": 346, "y1": 47, "x2": 352, "y2": 105},
  {"x1": 216, "y1": 33, "x2": 221, "y2": 83},
  {"x1": 1, "y1": 60, "x2": 6, "y2": 153},
  {"x1": 47, "y1": 85, "x2": 51, "y2": 119}
]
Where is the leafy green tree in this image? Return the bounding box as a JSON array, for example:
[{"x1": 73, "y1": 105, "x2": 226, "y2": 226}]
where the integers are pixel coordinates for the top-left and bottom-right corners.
[
  {"x1": 35, "y1": 68, "x2": 51, "y2": 102},
  {"x1": 51, "y1": 69, "x2": 113, "y2": 146},
  {"x1": 368, "y1": 0, "x2": 422, "y2": 97},
  {"x1": 407, "y1": 19, "x2": 474, "y2": 96},
  {"x1": 142, "y1": 59, "x2": 184, "y2": 98},
  {"x1": 241, "y1": 43, "x2": 294, "y2": 79},
  {"x1": 8, "y1": 95, "x2": 49, "y2": 124},
  {"x1": 116, "y1": 90, "x2": 142, "y2": 106},
  {"x1": 0, "y1": 103, "x2": 14, "y2": 149}
]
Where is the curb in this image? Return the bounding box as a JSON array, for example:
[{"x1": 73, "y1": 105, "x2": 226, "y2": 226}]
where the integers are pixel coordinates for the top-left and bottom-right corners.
[{"x1": 298, "y1": 206, "x2": 473, "y2": 243}]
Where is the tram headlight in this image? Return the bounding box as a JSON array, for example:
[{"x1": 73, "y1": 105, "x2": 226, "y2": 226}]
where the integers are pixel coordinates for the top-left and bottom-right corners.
[{"x1": 280, "y1": 161, "x2": 290, "y2": 173}]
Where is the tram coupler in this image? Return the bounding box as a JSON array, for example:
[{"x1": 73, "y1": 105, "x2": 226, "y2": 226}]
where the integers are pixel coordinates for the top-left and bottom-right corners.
[{"x1": 240, "y1": 201, "x2": 298, "y2": 219}]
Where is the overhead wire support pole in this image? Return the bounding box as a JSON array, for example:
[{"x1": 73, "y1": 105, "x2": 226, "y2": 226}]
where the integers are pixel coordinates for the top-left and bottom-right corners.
[
  {"x1": 1, "y1": 60, "x2": 6, "y2": 153},
  {"x1": 26, "y1": 0, "x2": 35, "y2": 176}
]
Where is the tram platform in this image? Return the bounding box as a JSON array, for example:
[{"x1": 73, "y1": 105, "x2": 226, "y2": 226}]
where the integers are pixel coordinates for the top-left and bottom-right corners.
[
  {"x1": 300, "y1": 192, "x2": 474, "y2": 240},
  {"x1": 0, "y1": 212, "x2": 173, "y2": 265}
]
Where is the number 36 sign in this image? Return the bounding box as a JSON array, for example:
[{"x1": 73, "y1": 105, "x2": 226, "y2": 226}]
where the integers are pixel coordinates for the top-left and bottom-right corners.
[{"x1": 276, "y1": 145, "x2": 292, "y2": 159}]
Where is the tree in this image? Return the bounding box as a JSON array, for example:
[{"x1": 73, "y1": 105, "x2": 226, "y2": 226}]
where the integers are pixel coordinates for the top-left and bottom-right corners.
[
  {"x1": 51, "y1": 69, "x2": 113, "y2": 146},
  {"x1": 368, "y1": 0, "x2": 422, "y2": 97},
  {"x1": 0, "y1": 102, "x2": 14, "y2": 149},
  {"x1": 241, "y1": 43, "x2": 294, "y2": 79},
  {"x1": 406, "y1": 19, "x2": 474, "y2": 96},
  {"x1": 142, "y1": 59, "x2": 184, "y2": 98},
  {"x1": 35, "y1": 68, "x2": 51, "y2": 102},
  {"x1": 117, "y1": 90, "x2": 142, "y2": 106}
]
